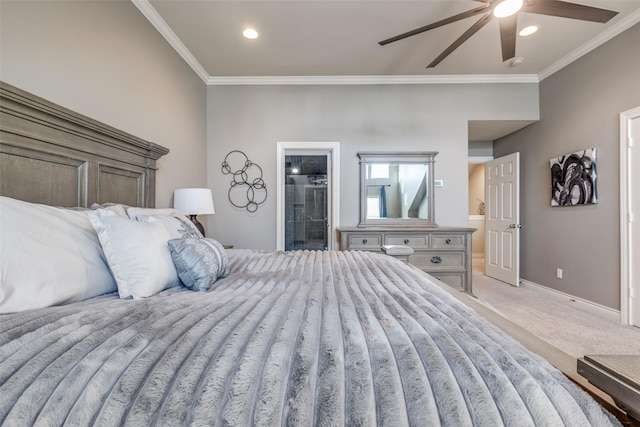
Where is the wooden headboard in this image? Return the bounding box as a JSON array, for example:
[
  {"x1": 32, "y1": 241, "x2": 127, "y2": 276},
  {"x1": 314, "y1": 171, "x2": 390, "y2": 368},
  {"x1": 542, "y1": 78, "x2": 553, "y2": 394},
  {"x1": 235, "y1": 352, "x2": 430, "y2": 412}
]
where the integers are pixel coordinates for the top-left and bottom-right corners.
[{"x1": 0, "y1": 81, "x2": 169, "y2": 208}]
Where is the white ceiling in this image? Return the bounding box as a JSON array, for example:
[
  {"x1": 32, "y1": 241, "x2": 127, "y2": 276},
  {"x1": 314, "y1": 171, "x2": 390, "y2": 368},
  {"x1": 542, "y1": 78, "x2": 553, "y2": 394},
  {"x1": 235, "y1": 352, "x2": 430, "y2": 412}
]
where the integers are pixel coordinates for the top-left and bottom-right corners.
[
  {"x1": 138, "y1": 0, "x2": 640, "y2": 140},
  {"x1": 143, "y1": 0, "x2": 640, "y2": 81}
]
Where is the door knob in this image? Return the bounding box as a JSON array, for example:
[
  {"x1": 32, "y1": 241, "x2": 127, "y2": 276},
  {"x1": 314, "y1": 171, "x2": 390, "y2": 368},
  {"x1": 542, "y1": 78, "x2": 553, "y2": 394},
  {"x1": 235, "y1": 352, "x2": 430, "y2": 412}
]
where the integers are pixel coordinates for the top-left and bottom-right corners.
[{"x1": 509, "y1": 224, "x2": 522, "y2": 229}]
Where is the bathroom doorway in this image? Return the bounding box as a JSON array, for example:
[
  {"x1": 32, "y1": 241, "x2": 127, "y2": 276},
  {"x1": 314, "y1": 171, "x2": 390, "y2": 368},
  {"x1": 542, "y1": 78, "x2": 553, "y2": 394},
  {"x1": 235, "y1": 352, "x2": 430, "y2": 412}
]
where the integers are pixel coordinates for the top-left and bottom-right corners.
[
  {"x1": 276, "y1": 142, "x2": 340, "y2": 251},
  {"x1": 284, "y1": 153, "x2": 329, "y2": 250}
]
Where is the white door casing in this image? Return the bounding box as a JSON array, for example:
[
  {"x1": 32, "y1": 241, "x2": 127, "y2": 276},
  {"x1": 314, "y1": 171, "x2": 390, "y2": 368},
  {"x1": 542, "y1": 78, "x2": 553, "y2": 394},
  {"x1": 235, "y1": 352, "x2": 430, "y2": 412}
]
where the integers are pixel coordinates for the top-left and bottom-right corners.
[
  {"x1": 485, "y1": 153, "x2": 521, "y2": 286},
  {"x1": 620, "y1": 107, "x2": 640, "y2": 326},
  {"x1": 276, "y1": 142, "x2": 340, "y2": 251}
]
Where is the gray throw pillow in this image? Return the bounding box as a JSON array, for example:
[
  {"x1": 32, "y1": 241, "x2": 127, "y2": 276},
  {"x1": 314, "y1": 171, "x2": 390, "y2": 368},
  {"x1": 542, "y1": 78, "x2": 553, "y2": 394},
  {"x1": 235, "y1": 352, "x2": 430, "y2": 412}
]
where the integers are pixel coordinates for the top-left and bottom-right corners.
[{"x1": 168, "y1": 238, "x2": 230, "y2": 291}]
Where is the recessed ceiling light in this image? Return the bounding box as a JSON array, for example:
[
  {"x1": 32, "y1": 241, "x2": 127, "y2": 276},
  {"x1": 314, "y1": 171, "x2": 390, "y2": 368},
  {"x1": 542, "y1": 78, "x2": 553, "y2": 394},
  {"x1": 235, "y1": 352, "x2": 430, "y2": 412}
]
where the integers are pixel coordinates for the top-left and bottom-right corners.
[
  {"x1": 493, "y1": 0, "x2": 523, "y2": 18},
  {"x1": 519, "y1": 25, "x2": 538, "y2": 36},
  {"x1": 243, "y1": 28, "x2": 259, "y2": 39}
]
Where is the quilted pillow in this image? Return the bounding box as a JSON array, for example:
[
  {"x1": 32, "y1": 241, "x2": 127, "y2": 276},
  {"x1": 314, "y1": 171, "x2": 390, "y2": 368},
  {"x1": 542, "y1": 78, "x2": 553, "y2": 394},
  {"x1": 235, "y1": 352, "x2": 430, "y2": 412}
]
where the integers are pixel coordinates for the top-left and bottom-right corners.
[
  {"x1": 168, "y1": 238, "x2": 230, "y2": 291},
  {"x1": 0, "y1": 196, "x2": 117, "y2": 313},
  {"x1": 89, "y1": 209, "x2": 180, "y2": 298}
]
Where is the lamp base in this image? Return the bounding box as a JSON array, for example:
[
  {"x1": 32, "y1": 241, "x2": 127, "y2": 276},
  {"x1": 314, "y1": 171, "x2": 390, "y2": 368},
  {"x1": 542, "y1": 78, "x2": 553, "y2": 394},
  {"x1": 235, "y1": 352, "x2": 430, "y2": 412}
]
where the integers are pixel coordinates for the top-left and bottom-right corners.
[{"x1": 188, "y1": 215, "x2": 205, "y2": 237}]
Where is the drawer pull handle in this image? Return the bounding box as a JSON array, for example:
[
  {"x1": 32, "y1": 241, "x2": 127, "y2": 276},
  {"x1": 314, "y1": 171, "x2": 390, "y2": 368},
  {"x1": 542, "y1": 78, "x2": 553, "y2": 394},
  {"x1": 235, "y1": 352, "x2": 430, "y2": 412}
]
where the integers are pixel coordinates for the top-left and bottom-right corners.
[
  {"x1": 445, "y1": 239, "x2": 451, "y2": 244},
  {"x1": 431, "y1": 256, "x2": 442, "y2": 264},
  {"x1": 362, "y1": 239, "x2": 367, "y2": 244},
  {"x1": 404, "y1": 239, "x2": 410, "y2": 244}
]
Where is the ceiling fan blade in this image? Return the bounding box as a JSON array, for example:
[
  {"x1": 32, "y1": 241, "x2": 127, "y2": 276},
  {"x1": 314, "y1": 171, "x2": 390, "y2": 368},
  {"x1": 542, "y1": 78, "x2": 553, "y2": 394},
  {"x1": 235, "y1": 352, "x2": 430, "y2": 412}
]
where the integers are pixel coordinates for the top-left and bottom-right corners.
[
  {"x1": 427, "y1": 12, "x2": 493, "y2": 68},
  {"x1": 499, "y1": 15, "x2": 517, "y2": 61},
  {"x1": 524, "y1": 0, "x2": 618, "y2": 23},
  {"x1": 379, "y1": 4, "x2": 490, "y2": 45}
]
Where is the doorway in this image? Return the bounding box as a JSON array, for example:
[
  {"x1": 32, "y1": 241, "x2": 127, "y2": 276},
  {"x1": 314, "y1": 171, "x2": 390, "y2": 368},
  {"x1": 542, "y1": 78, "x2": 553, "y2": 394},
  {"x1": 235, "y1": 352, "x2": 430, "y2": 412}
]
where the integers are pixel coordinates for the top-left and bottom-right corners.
[
  {"x1": 468, "y1": 160, "x2": 489, "y2": 273},
  {"x1": 484, "y1": 153, "x2": 521, "y2": 286},
  {"x1": 468, "y1": 153, "x2": 522, "y2": 286},
  {"x1": 276, "y1": 142, "x2": 340, "y2": 251},
  {"x1": 284, "y1": 154, "x2": 329, "y2": 250},
  {"x1": 620, "y1": 107, "x2": 640, "y2": 326}
]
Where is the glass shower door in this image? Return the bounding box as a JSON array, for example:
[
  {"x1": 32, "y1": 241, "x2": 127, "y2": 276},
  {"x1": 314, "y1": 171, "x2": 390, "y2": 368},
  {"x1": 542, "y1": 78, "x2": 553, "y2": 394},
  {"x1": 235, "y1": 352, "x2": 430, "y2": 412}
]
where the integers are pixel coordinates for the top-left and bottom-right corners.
[{"x1": 284, "y1": 154, "x2": 328, "y2": 251}]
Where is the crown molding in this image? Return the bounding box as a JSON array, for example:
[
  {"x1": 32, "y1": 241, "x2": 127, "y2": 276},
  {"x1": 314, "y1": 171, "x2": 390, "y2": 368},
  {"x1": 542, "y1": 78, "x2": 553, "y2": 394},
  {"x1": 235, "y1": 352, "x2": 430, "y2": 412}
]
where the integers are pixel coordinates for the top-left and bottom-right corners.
[
  {"x1": 131, "y1": 0, "x2": 210, "y2": 83},
  {"x1": 206, "y1": 74, "x2": 539, "y2": 85},
  {"x1": 539, "y1": 8, "x2": 640, "y2": 81}
]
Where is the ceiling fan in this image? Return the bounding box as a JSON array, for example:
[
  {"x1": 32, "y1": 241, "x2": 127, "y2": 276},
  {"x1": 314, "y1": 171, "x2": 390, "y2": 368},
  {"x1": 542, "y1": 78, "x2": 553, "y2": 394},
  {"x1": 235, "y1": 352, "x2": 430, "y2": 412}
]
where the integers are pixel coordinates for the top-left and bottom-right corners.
[{"x1": 379, "y1": 0, "x2": 619, "y2": 68}]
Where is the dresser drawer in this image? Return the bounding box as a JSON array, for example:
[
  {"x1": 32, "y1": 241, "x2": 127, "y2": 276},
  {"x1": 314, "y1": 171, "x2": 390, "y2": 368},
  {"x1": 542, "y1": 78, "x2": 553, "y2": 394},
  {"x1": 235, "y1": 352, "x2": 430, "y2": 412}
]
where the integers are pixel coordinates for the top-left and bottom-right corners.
[
  {"x1": 346, "y1": 234, "x2": 382, "y2": 250},
  {"x1": 385, "y1": 235, "x2": 428, "y2": 247},
  {"x1": 430, "y1": 273, "x2": 465, "y2": 291},
  {"x1": 338, "y1": 226, "x2": 474, "y2": 294},
  {"x1": 432, "y1": 234, "x2": 465, "y2": 249},
  {"x1": 410, "y1": 251, "x2": 465, "y2": 270}
]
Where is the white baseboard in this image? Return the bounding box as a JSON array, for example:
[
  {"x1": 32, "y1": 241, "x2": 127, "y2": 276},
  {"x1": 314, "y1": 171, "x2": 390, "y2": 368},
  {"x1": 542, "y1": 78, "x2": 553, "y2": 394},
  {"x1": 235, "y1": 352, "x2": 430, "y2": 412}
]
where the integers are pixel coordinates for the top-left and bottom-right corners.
[{"x1": 519, "y1": 279, "x2": 621, "y2": 323}]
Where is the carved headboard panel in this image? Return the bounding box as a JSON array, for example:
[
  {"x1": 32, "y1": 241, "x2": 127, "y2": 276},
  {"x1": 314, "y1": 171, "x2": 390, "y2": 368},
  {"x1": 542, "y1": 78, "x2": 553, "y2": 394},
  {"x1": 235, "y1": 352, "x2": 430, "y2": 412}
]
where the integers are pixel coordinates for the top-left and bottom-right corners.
[{"x1": 0, "y1": 81, "x2": 169, "y2": 208}]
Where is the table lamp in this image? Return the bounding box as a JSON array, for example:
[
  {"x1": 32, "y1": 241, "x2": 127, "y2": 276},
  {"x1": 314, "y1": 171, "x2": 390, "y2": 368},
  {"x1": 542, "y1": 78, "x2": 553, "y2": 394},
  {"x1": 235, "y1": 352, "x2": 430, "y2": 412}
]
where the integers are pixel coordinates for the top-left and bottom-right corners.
[{"x1": 173, "y1": 188, "x2": 215, "y2": 237}]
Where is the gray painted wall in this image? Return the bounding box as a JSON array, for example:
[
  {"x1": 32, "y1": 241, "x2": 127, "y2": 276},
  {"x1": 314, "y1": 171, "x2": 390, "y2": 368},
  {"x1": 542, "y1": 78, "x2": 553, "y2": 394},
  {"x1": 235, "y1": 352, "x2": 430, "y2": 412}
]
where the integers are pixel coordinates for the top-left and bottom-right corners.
[
  {"x1": 0, "y1": 1, "x2": 207, "y2": 208},
  {"x1": 494, "y1": 23, "x2": 640, "y2": 310},
  {"x1": 469, "y1": 140, "x2": 494, "y2": 157},
  {"x1": 207, "y1": 84, "x2": 539, "y2": 250}
]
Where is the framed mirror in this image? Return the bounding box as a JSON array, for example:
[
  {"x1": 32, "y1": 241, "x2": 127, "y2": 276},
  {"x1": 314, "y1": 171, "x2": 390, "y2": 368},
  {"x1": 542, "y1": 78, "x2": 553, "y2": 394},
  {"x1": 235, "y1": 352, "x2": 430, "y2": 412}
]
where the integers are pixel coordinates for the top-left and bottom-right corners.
[{"x1": 358, "y1": 151, "x2": 438, "y2": 228}]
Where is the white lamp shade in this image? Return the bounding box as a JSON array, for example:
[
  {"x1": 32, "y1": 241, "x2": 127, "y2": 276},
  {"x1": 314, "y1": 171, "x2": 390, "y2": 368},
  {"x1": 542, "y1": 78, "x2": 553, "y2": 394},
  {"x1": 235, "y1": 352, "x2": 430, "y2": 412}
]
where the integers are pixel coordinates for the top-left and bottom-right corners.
[{"x1": 173, "y1": 188, "x2": 215, "y2": 215}]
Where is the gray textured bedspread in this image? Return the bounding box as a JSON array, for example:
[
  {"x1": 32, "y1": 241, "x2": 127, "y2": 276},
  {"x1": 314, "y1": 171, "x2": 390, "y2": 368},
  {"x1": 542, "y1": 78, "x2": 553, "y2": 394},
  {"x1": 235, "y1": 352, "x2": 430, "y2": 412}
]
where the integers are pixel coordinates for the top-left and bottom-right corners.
[{"x1": 0, "y1": 249, "x2": 619, "y2": 426}]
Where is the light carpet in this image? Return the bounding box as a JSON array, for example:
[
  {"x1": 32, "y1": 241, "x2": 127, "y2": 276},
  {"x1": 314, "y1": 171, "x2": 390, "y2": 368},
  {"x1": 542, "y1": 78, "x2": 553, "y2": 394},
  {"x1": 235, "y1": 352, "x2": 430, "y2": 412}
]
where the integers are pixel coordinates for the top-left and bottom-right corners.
[{"x1": 471, "y1": 262, "x2": 640, "y2": 359}]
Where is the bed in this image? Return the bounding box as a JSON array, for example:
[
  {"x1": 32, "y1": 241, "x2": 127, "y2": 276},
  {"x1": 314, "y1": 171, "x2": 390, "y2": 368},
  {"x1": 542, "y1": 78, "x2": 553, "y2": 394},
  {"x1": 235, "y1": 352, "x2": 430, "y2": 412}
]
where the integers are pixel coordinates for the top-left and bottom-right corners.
[{"x1": 0, "y1": 82, "x2": 622, "y2": 426}]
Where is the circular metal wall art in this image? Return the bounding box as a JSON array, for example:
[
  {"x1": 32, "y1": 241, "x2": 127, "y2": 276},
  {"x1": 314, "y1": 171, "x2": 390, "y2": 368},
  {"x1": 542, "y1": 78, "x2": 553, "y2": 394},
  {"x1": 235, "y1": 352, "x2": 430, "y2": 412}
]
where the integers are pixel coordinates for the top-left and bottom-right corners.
[{"x1": 221, "y1": 150, "x2": 267, "y2": 212}]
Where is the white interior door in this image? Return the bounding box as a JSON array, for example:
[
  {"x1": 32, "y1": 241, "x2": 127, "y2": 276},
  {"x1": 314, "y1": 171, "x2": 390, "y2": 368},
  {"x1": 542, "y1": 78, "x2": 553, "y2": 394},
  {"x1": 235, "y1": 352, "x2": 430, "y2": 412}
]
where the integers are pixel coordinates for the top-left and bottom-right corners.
[
  {"x1": 621, "y1": 107, "x2": 640, "y2": 326},
  {"x1": 485, "y1": 153, "x2": 520, "y2": 286},
  {"x1": 632, "y1": 116, "x2": 640, "y2": 326}
]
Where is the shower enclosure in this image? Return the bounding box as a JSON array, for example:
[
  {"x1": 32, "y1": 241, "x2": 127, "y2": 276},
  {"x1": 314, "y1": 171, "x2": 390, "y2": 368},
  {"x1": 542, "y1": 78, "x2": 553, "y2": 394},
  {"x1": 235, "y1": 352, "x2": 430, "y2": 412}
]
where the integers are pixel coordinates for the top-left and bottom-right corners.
[{"x1": 284, "y1": 154, "x2": 328, "y2": 250}]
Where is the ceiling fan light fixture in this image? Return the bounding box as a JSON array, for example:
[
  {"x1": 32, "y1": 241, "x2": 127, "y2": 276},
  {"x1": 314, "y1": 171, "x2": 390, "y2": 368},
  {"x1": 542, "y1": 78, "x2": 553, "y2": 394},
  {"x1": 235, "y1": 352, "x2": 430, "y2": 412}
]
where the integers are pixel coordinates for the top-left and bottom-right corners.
[
  {"x1": 243, "y1": 28, "x2": 259, "y2": 39},
  {"x1": 380, "y1": 0, "x2": 617, "y2": 68},
  {"x1": 493, "y1": 0, "x2": 523, "y2": 18},
  {"x1": 519, "y1": 25, "x2": 538, "y2": 36}
]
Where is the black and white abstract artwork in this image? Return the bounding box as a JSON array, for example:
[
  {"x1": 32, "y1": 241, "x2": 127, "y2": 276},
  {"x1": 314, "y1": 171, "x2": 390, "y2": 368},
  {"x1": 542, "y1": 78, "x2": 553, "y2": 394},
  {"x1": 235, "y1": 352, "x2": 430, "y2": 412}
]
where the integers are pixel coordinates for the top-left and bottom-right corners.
[{"x1": 550, "y1": 148, "x2": 598, "y2": 206}]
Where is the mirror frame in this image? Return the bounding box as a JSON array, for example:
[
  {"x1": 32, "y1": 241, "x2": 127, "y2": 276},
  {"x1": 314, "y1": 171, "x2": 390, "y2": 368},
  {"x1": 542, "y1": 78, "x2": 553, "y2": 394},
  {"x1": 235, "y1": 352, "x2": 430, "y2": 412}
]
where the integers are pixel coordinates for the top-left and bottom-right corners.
[{"x1": 358, "y1": 151, "x2": 438, "y2": 228}]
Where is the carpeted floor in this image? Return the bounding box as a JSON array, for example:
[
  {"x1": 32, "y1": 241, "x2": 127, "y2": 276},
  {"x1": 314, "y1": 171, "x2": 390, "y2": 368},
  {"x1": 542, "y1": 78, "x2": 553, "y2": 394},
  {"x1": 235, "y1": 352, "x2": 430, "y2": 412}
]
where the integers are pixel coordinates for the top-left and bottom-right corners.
[{"x1": 471, "y1": 259, "x2": 640, "y2": 359}]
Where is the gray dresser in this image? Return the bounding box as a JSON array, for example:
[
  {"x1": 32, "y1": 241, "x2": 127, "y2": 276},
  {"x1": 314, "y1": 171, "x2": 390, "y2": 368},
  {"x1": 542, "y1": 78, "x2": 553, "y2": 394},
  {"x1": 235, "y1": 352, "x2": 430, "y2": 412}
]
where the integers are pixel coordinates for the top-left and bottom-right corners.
[{"x1": 338, "y1": 227, "x2": 475, "y2": 293}]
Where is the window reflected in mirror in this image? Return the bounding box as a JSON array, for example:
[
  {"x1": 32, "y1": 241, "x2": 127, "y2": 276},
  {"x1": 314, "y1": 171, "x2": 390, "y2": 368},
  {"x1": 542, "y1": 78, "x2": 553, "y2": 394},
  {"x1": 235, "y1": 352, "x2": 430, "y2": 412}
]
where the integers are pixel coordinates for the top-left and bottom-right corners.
[{"x1": 359, "y1": 152, "x2": 438, "y2": 227}]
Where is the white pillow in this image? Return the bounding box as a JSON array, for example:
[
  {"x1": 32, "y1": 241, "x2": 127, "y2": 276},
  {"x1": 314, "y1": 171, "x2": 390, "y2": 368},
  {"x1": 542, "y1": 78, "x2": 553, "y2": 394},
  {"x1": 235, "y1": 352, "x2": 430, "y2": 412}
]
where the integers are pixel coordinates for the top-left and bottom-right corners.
[
  {"x1": 0, "y1": 196, "x2": 117, "y2": 314},
  {"x1": 126, "y1": 207, "x2": 181, "y2": 219},
  {"x1": 89, "y1": 210, "x2": 180, "y2": 299},
  {"x1": 90, "y1": 203, "x2": 129, "y2": 218},
  {"x1": 126, "y1": 207, "x2": 203, "y2": 239},
  {"x1": 138, "y1": 215, "x2": 203, "y2": 239}
]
